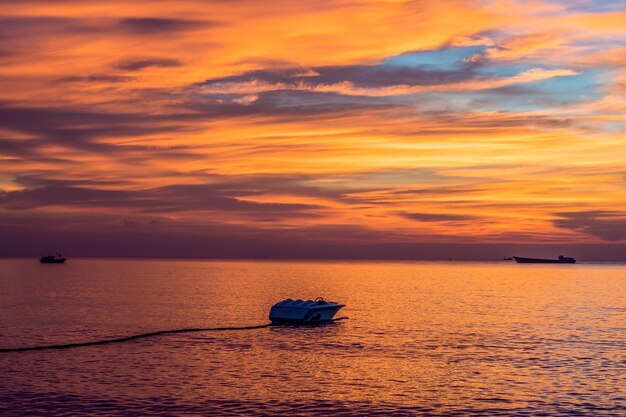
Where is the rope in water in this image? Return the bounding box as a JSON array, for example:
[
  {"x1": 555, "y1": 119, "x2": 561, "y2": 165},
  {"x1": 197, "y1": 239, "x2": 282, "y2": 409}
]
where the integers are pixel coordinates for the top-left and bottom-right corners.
[
  {"x1": 0, "y1": 324, "x2": 271, "y2": 353},
  {"x1": 0, "y1": 317, "x2": 348, "y2": 353}
]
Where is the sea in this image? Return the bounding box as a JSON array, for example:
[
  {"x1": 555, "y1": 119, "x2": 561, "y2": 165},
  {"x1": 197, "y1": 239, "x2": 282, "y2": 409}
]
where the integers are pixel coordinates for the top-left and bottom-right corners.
[{"x1": 0, "y1": 258, "x2": 624, "y2": 416}]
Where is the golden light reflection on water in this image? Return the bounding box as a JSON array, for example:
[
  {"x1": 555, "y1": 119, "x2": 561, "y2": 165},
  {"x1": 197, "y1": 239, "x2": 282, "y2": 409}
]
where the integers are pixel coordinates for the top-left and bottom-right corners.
[{"x1": 0, "y1": 259, "x2": 624, "y2": 415}]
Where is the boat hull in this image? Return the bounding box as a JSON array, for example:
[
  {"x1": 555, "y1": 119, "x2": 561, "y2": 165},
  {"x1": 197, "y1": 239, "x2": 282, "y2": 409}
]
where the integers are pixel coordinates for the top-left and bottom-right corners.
[{"x1": 513, "y1": 256, "x2": 575, "y2": 264}]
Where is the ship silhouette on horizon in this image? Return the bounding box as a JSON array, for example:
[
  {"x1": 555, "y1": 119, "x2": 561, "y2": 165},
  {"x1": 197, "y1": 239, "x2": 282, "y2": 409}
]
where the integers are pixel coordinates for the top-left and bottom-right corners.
[{"x1": 513, "y1": 255, "x2": 576, "y2": 264}]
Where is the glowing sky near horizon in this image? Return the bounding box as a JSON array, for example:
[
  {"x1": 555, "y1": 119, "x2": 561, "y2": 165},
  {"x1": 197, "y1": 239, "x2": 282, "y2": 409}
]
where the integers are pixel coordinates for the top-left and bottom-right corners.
[{"x1": 1, "y1": 0, "x2": 625, "y2": 253}]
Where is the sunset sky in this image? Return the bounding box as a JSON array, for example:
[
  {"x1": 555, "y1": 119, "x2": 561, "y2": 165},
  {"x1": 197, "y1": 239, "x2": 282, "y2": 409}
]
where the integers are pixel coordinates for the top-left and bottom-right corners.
[{"x1": 1, "y1": 0, "x2": 625, "y2": 259}]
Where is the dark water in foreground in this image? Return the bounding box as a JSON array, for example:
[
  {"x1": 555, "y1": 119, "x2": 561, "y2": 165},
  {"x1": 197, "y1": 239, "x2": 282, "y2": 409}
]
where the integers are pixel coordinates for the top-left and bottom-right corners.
[{"x1": 0, "y1": 259, "x2": 624, "y2": 416}]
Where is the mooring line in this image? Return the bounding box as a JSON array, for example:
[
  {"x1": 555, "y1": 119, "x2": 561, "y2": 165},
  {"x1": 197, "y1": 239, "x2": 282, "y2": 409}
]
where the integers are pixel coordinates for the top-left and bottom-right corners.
[
  {"x1": 0, "y1": 317, "x2": 348, "y2": 353},
  {"x1": 0, "y1": 324, "x2": 271, "y2": 353}
]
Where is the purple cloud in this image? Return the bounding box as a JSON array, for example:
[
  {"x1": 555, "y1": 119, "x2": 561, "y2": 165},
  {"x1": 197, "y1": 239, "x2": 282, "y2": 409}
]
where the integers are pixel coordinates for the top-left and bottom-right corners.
[{"x1": 553, "y1": 211, "x2": 626, "y2": 241}]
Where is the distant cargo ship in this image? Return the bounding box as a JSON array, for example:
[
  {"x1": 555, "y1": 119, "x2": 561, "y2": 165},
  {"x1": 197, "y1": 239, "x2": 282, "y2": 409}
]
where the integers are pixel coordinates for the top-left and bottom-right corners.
[
  {"x1": 40, "y1": 255, "x2": 66, "y2": 264},
  {"x1": 513, "y1": 255, "x2": 575, "y2": 264}
]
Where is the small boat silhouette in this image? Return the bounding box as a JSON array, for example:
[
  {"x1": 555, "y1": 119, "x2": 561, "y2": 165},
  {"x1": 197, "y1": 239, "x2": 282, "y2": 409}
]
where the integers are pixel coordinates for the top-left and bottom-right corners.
[{"x1": 40, "y1": 254, "x2": 67, "y2": 264}]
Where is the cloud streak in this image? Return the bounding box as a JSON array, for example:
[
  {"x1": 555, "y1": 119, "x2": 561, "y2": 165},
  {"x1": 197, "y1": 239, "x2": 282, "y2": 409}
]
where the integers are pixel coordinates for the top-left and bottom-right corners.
[{"x1": 200, "y1": 66, "x2": 580, "y2": 97}]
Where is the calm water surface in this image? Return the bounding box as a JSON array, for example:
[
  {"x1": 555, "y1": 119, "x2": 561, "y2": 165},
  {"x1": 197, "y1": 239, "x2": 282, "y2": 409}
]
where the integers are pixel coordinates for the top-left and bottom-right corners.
[{"x1": 0, "y1": 259, "x2": 624, "y2": 416}]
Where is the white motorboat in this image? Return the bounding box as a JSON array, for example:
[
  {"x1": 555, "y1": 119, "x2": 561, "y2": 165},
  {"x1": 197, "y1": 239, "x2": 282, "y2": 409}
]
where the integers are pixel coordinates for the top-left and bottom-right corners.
[{"x1": 269, "y1": 297, "x2": 345, "y2": 324}]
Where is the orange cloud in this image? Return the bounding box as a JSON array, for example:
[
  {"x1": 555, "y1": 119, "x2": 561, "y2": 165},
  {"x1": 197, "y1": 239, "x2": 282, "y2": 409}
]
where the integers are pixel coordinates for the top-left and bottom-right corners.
[
  {"x1": 572, "y1": 12, "x2": 626, "y2": 32},
  {"x1": 484, "y1": 32, "x2": 570, "y2": 61}
]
